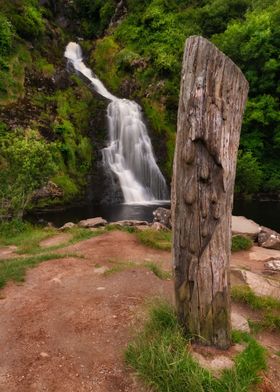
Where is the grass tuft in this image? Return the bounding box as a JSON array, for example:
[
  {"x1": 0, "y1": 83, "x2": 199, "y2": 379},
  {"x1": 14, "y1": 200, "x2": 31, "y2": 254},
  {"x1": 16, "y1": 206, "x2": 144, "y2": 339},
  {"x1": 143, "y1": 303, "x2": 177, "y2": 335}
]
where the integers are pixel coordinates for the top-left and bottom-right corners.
[
  {"x1": 104, "y1": 259, "x2": 171, "y2": 280},
  {"x1": 136, "y1": 229, "x2": 172, "y2": 251},
  {"x1": 232, "y1": 285, "x2": 280, "y2": 332},
  {"x1": 231, "y1": 285, "x2": 280, "y2": 311},
  {"x1": 144, "y1": 262, "x2": 172, "y2": 280},
  {"x1": 0, "y1": 252, "x2": 79, "y2": 289},
  {"x1": 231, "y1": 235, "x2": 253, "y2": 252},
  {"x1": 126, "y1": 301, "x2": 266, "y2": 392}
]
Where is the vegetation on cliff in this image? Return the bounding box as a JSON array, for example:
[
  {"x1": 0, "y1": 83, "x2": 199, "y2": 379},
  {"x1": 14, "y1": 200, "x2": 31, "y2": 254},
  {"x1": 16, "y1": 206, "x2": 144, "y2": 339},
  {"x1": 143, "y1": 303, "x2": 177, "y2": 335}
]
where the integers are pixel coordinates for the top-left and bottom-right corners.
[{"x1": 76, "y1": 0, "x2": 280, "y2": 194}]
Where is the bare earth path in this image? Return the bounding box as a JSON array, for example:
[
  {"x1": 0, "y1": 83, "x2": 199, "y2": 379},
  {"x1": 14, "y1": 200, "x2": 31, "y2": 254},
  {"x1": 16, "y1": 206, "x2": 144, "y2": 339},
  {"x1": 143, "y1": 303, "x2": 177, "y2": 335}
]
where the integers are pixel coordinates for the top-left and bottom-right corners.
[
  {"x1": 1, "y1": 231, "x2": 280, "y2": 391},
  {"x1": 0, "y1": 232, "x2": 173, "y2": 392}
]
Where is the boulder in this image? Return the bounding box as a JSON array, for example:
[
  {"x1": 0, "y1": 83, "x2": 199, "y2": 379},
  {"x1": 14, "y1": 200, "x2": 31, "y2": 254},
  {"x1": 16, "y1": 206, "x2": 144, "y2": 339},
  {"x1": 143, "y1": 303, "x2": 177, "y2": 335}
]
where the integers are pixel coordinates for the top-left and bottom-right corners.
[
  {"x1": 150, "y1": 222, "x2": 169, "y2": 231},
  {"x1": 192, "y1": 352, "x2": 234, "y2": 377},
  {"x1": 264, "y1": 259, "x2": 280, "y2": 272},
  {"x1": 231, "y1": 267, "x2": 280, "y2": 299},
  {"x1": 59, "y1": 222, "x2": 76, "y2": 231},
  {"x1": 111, "y1": 220, "x2": 148, "y2": 227},
  {"x1": 33, "y1": 181, "x2": 63, "y2": 201},
  {"x1": 153, "y1": 207, "x2": 172, "y2": 229},
  {"x1": 231, "y1": 312, "x2": 250, "y2": 333},
  {"x1": 258, "y1": 226, "x2": 280, "y2": 250},
  {"x1": 231, "y1": 216, "x2": 261, "y2": 240},
  {"x1": 78, "y1": 217, "x2": 107, "y2": 228}
]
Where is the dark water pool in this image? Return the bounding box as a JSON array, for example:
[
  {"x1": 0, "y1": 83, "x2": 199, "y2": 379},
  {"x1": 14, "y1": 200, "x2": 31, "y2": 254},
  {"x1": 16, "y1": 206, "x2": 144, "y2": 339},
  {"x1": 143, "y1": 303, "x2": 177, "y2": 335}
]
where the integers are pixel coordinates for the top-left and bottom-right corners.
[
  {"x1": 30, "y1": 200, "x2": 280, "y2": 233},
  {"x1": 233, "y1": 200, "x2": 280, "y2": 232}
]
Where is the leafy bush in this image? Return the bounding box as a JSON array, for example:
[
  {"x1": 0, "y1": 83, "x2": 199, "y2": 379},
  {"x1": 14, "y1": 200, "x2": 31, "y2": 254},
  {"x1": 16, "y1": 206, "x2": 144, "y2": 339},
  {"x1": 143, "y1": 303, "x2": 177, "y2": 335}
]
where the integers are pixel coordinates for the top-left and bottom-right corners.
[
  {"x1": 0, "y1": 129, "x2": 56, "y2": 218},
  {"x1": 235, "y1": 151, "x2": 263, "y2": 195},
  {"x1": 12, "y1": 4, "x2": 45, "y2": 39}
]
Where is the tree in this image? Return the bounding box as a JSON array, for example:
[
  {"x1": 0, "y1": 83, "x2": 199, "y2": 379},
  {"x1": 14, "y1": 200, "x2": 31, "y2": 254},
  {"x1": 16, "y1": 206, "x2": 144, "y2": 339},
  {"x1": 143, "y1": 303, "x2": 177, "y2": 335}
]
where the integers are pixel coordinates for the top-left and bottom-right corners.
[
  {"x1": 172, "y1": 36, "x2": 248, "y2": 348},
  {"x1": 0, "y1": 128, "x2": 56, "y2": 219}
]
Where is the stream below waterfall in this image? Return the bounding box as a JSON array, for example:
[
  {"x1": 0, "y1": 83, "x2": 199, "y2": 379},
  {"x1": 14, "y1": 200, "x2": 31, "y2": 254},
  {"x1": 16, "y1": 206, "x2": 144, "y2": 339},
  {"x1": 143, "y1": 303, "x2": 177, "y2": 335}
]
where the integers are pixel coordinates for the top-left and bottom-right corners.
[{"x1": 29, "y1": 200, "x2": 280, "y2": 232}]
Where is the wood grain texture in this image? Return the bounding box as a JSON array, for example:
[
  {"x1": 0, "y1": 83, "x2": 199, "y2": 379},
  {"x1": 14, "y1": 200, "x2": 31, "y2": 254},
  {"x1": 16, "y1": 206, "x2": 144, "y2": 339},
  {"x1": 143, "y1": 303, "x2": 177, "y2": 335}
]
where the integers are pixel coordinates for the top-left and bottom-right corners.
[{"x1": 172, "y1": 36, "x2": 249, "y2": 349}]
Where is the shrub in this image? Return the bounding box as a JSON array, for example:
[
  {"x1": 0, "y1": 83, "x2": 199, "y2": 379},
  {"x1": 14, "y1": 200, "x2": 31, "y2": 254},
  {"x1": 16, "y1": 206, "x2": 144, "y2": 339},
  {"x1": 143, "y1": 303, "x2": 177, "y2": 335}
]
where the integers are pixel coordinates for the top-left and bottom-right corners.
[
  {"x1": 0, "y1": 129, "x2": 56, "y2": 219},
  {"x1": 12, "y1": 4, "x2": 45, "y2": 39},
  {"x1": 235, "y1": 151, "x2": 263, "y2": 195}
]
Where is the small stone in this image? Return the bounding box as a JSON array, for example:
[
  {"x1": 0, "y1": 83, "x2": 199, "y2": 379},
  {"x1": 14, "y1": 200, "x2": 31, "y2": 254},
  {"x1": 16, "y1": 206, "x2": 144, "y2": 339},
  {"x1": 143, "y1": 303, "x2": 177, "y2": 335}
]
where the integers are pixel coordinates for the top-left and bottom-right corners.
[
  {"x1": 231, "y1": 215, "x2": 261, "y2": 240},
  {"x1": 231, "y1": 312, "x2": 250, "y2": 333},
  {"x1": 96, "y1": 287, "x2": 105, "y2": 291},
  {"x1": 78, "y1": 217, "x2": 107, "y2": 228},
  {"x1": 40, "y1": 352, "x2": 49, "y2": 358},
  {"x1": 59, "y1": 222, "x2": 76, "y2": 230}
]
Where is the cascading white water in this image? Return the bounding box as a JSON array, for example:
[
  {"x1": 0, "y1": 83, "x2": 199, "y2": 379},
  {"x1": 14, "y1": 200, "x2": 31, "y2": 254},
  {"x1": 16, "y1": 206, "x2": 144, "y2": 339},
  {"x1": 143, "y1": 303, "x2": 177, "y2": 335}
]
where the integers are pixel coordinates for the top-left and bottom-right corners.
[{"x1": 64, "y1": 42, "x2": 169, "y2": 204}]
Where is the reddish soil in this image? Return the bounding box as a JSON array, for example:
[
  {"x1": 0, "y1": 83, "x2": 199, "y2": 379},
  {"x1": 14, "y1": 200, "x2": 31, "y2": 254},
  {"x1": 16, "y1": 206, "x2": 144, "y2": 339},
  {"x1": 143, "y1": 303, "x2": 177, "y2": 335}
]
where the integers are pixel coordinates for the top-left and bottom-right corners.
[
  {"x1": 39, "y1": 233, "x2": 72, "y2": 248},
  {"x1": 1, "y1": 231, "x2": 280, "y2": 391},
  {"x1": 0, "y1": 245, "x2": 18, "y2": 260},
  {"x1": 0, "y1": 231, "x2": 173, "y2": 392}
]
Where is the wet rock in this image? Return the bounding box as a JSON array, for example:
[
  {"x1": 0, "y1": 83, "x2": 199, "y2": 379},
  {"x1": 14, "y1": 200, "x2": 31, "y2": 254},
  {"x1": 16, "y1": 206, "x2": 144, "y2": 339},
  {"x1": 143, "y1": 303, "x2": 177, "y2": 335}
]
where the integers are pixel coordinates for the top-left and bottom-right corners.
[
  {"x1": 153, "y1": 208, "x2": 172, "y2": 229},
  {"x1": 52, "y1": 69, "x2": 71, "y2": 90},
  {"x1": 231, "y1": 312, "x2": 250, "y2": 333},
  {"x1": 59, "y1": 222, "x2": 76, "y2": 231},
  {"x1": 231, "y1": 216, "x2": 261, "y2": 240},
  {"x1": 258, "y1": 226, "x2": 280, "y2": 250},
  {"x1": 33, "y1": 181, "x2": 63, "y2": 201},
  {"x1": 78, "y1": 217, "x2": 107, "y2": 228}
]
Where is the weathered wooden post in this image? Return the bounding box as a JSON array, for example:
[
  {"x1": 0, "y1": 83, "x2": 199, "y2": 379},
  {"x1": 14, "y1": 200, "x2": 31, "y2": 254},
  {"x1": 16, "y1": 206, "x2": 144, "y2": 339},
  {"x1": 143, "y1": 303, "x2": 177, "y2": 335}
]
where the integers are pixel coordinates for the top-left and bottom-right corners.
[{"x1": 172, "y1": 36, "x2": 249, "y2": 349}]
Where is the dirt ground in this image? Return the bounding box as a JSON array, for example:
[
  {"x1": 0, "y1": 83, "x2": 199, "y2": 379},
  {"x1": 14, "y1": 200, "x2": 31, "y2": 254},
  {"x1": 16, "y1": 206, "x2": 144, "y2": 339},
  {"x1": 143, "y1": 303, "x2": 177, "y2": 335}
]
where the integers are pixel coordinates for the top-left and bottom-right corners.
[{"x1": 0, "y1": 231, "x2": 280, "y2": 391}]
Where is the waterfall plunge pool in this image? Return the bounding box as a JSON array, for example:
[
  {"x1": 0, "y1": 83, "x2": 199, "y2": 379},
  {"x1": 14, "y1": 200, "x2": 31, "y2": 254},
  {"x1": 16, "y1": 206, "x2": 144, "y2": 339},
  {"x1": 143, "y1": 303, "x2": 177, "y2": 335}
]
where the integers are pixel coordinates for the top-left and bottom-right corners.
[{"x1": 29, "y1": 200, "x2": 280, "y2": 232}]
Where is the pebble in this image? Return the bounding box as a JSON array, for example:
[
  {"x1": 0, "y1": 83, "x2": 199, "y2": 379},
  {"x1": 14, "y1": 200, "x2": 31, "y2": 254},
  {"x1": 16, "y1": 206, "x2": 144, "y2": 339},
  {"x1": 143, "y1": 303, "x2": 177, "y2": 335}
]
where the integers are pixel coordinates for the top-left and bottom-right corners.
[{"x1": 40, "y1": 352, "x2": 49, "y2": 358}]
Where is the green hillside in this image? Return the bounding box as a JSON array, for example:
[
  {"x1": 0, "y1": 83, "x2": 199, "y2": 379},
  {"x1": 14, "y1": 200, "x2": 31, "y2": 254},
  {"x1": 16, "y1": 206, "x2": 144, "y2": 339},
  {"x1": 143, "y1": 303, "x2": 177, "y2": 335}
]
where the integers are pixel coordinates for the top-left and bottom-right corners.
[{"x1": 0, "y1": 0, "x2": 279, "y2": 218}]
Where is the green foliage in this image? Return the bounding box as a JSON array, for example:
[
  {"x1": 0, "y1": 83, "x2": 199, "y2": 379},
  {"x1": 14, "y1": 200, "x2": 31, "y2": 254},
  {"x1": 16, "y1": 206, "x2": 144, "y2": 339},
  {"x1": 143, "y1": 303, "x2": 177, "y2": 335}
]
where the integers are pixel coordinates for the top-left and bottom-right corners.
[
  {"x1": 35, "y1": 57, "x2": 55, "y2": 77},
  {"x1": 235, "y1": 151, "x2": 263, "y2": 194},
  {"x1": 51, "y1": 174, "x2": 79, "y2": 202},
  {"x1": 0, "y1": 129, "x2": 56, "y2": 218},
  {"x1": 71, "y1": 0, "x2": 115, "y2": 38},
  {"x1": 0, "y1": 45, "x2": 31, "y2": 105},
  {"x1": 231, "y1": 235, "x2": 253, "y2": 252},
  {"x1": 0, "y1": 219, "x2": 35, "y2": 241},
  {"x1": 213, "y1": 0, "x2": 280, "y2": 193},
  {"x1": 232, "y1": 285, "x2": 280, "y2": 332},
  {"x1": 11, "y1": 3, "x2": 45, "y2": 39},
  {"x1": 126, "y1": 300, "x2": 266, "y2": 392},
  {"x1": 136, "y1": 229, "x2": 172, "y2": 251},
  {"x1": 0, "y1": 13, "x2": 14, "y2": 55},
  {"x1": 91, "y1": 37, "x2": 122, "y2": 92}
]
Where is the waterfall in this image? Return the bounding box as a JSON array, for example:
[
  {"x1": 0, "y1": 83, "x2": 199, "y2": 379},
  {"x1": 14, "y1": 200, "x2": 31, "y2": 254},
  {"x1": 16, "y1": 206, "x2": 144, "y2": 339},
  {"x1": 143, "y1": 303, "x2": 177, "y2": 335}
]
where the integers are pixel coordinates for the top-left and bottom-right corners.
[{"x1": 64, "y1": 42, "x2": 169, "y2": 204}]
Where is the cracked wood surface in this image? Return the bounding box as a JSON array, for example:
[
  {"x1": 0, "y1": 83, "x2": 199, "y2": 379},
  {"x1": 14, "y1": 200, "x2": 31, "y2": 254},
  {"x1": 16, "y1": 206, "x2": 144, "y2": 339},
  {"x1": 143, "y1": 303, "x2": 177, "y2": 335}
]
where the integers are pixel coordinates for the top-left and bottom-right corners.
[{"x1": 172, "y1": 36, "x2": 249, "y2": 349}]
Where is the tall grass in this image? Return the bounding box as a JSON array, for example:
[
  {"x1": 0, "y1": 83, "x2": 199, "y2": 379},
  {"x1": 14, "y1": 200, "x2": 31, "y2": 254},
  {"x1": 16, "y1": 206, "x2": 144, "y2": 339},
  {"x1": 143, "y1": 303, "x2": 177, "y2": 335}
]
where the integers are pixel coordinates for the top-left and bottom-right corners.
[{"x1": 126, "y1": 301, "x2": 266, "y2": 392}]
